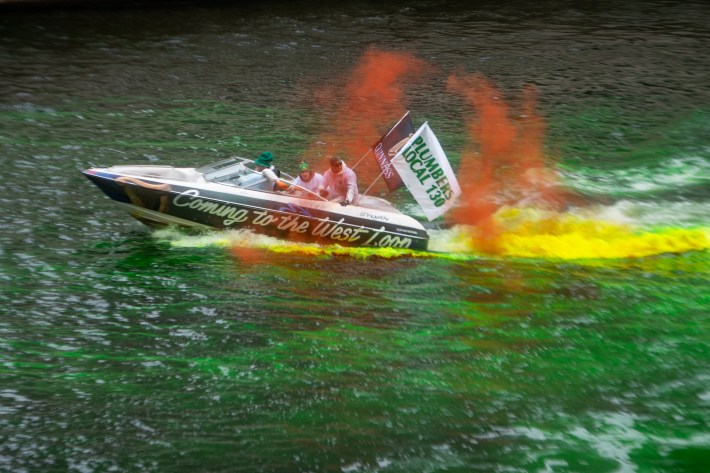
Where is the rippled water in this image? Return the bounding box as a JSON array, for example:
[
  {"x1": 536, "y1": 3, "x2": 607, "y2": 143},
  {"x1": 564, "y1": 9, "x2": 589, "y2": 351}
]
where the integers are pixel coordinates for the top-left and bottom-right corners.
[{"x1": 1, "y1": 1, "x2": 709, "y2": 472}]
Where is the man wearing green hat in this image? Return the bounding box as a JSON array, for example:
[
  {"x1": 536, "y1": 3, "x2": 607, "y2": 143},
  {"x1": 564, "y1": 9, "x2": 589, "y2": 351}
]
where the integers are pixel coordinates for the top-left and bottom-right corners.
[
  {"x1": 254, "y1": 151, "x2": 288, "y2": 191},
  {"x1": 292, "y1": 161, "x2": 324, "y2": 197}
]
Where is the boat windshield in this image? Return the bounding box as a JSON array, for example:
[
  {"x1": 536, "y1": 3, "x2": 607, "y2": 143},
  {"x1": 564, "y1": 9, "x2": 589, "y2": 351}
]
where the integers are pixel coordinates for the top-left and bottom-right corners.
[
  {"x1": 198, "y1": 157, "x2": 252, "y2": 183},
  {"x1": 197, "y1": 157, "x2": 287, "y2": 193}
]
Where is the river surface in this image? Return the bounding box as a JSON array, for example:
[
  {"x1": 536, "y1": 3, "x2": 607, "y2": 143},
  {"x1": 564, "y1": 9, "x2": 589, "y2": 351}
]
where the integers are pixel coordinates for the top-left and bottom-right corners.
[{"x1": 1, "y1": 1, "x2": 709, "y2": 472}]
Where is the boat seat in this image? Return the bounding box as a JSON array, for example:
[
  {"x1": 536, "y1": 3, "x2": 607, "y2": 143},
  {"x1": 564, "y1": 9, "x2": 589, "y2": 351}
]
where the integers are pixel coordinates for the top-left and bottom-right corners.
[{"x1": 108, "y1": 166, "x2": 201, "y2": 182}]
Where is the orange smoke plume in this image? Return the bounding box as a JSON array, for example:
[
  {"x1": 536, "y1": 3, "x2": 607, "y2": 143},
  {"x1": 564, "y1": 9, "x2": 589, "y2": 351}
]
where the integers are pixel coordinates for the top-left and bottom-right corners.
[
  {"x1": 230, "y1": 244, "x2": 266, "y2": 267},
  {"x1": 309, "y1": 47, "x2": 429, "y2": 186},
  {"x1": 446, "y1": 73, "x2": 567, "y2": 252}
]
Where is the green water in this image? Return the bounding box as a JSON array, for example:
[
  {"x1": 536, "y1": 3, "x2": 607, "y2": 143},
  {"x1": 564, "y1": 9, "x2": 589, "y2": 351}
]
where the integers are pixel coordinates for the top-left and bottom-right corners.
[
  {"x1": 1, "y1": 1, "x2": 709, "y2": 472},
  {"x1": 4, "y1": 240, "x2": 708, "y2": 471}
]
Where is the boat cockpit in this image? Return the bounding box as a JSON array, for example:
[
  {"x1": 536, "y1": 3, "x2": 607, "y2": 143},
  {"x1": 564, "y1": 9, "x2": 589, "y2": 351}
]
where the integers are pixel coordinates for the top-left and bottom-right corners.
[{"x1": 198, "y1": 157, "x2": 271, "y2": 189}]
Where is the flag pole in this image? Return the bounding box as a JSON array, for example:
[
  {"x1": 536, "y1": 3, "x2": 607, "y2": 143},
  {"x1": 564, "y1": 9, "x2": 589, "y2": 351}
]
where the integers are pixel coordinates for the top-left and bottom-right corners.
[
  {"x1": 350, "y1": 148, "x2": 373, "y2": 171},
  {"x1": 360, "y1": 169, "x2": 386, "y2": 199},
  {"x1": 354, "y1": 111, "x2": 412, "y2": 198},
  {"x1": 352, "y1": 111, "x2": 410, "y2": 171}
]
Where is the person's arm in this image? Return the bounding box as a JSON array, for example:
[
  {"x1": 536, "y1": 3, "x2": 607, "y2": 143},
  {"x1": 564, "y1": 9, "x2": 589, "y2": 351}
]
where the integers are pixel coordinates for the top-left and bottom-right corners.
[
  {"x1": 262, "y1": 168, "x2": 278, "y2": 182},
  {"x1": 319, "y1": 171, "x2": 331, "y2": 197},
  {"x1": 314, "y1": 174, "x2": 325, "y2": 193},
  {"x1": 344, "y1": 170, "x2": 357, "y2": 203}
]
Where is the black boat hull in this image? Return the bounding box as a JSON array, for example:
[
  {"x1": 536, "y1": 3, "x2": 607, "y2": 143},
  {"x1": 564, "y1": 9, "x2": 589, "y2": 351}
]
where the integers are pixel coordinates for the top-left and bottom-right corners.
[{"x1": 83, "y1": 170, "x2": 429, "y2": 251}]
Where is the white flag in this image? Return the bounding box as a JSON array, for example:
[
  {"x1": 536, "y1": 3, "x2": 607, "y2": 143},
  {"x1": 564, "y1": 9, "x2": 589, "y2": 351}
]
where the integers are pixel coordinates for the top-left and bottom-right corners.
[{"x1": 390, "y1": 123, "x2": 461, "y2": 221}]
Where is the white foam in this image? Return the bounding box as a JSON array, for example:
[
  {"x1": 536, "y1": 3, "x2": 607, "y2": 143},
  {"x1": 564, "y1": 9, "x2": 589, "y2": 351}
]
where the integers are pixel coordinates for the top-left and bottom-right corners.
[
  {"x1": 152, "y1": 227, "x2": 286, "y2": 249},
  {"x1": 584, "y1": 200, "x2": 710, "y2": 229},
  {"x1": 561, "y1": 154, "x2": 709, "y2": 196}
]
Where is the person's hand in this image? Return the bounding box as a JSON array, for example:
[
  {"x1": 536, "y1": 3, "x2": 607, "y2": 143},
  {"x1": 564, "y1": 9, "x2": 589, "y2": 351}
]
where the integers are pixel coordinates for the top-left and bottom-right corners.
[
  {"x1": 319, "y1": 189, "x2": 329, "y2": 198},
  {"x1": 340, "y1": 199, "x2": 349, "y2": 206}
]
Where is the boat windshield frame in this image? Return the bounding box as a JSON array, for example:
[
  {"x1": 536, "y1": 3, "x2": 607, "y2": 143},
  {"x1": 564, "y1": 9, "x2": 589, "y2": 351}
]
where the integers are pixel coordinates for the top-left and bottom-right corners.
[
  {"x1": 199, "y1": 156, "x2": 329, "y2": 201},
  {"x1": 197, "y1": 157, "x2": 250, "y2": 179}
]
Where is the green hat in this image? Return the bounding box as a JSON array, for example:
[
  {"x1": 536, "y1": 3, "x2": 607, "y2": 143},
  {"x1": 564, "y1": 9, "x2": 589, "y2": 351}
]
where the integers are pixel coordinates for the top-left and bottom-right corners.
[
  {"x1": 298, "y1": 162, "x2": 310, "y2": 172},
  {"x1": 254, "y1": 151, "x2": 273, "y2": 167}
]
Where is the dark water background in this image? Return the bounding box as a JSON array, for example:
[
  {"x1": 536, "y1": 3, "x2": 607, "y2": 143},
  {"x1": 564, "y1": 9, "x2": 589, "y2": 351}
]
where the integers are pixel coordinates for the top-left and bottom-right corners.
[{"x1": 1, "y1": 1, "x2": 709, "y2": 472}]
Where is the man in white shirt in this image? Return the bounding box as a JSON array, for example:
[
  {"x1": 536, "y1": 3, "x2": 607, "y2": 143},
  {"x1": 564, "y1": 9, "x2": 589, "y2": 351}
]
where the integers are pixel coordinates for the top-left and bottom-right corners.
[{"x1": 319, "y1": 156, "x2": 359, "y2": 206}]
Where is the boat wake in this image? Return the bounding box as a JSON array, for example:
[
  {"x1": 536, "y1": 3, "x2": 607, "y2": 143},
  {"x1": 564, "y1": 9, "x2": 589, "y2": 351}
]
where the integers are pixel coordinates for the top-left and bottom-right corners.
[
  {"x1": 152, "y1": 228, "x2": 441, "y2": 260},
  {"x1": 560, "y1": 154, "x2": 709, "y2": 197},
  {"x1": 430, "y1": 206, "x2": 709, "y2": 260},
  {"x1": 153, "y1": 202, "x2": 709, "y2": 262}
]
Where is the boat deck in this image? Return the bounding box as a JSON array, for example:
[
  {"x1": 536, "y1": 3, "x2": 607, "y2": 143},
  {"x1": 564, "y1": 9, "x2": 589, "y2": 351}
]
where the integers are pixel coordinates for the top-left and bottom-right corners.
[{"x1": 106, "y1": 164, "x2": 405, "y2": 215}]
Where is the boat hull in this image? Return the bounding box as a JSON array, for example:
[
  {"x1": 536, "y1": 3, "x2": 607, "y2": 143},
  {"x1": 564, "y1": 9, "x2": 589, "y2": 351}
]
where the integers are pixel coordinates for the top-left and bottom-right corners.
[{"x1": 82, "y1": 169, "x2": 429, "y2": 251}]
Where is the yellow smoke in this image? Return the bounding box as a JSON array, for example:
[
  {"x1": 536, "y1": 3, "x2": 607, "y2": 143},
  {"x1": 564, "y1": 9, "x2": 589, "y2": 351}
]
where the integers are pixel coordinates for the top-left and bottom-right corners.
[
  {"x1": 266, "y1": 244, "x2": 434, "y2": 259},
  {"x1": 155, "y1": 228, "x2": 443, "y2": 260},
  {"x1": 449, "y1": 207, "x2": 710, "y2": 260},
  {"x1": 155, "y1": 213, "x2": 708, "y2": 262}
]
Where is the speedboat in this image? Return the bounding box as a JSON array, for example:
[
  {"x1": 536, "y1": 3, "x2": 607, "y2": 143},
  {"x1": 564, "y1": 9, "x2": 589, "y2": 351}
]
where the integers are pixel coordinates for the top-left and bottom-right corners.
[{"x1": 81, "y1": 157, "x2": 429, "y2": 250}]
